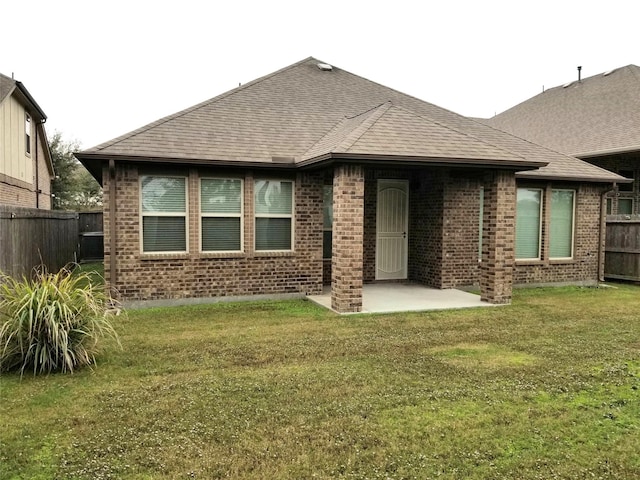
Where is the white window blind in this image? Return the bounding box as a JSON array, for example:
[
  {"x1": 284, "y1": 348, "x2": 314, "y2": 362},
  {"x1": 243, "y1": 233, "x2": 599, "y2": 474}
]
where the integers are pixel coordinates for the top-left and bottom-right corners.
[
  {"x1": 141, "y1": 176, "x2": 187, "y2": 253},
  {"x1": 550, "y1": 190, "x2": 575, "y2": 258},
  {"x1": 515, "y1": 188, "x2": 542, "y2": 260},
  {"x1": 255, "y1": 180, "x2": 293, "y2": 251},
  {"x1": 201, "y1": 178, "x2": 243, "y2": 252}
]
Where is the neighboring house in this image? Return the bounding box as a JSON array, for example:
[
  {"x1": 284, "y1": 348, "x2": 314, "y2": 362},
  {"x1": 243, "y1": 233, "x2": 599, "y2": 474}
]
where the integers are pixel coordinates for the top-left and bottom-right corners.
[
  {"x1": 486, "y1": 65, "x2": 640, "y2": 215},
  {"x1": 0, "y1": 73, "x2": 53, "y2": 209},
  {"x1": 76, "y1": 57, "x2": 623, "y2": 313}
]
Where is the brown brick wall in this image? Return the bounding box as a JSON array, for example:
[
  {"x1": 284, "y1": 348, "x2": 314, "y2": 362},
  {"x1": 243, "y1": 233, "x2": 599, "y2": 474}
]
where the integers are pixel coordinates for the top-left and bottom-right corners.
[
  {"x1": 408, "y1": 170, "x2": 446, "y2": 287},
  {"x1": 441, "y1": 171, "x2": 484, "y2": 288},
  {"x1": 513, "y1": 183, "x2": 603, "y2": 285},
  {"x1": 103, "y1": 163, "x2": 323, "y2": 301},
  {"x1": 331, "y1": 164, "x2": 365, "y2": 312},
  {"x1": 103, "y1": 161, "x2": 605, "y2": 304},
  {"x1": 480, "y1": 171, "x2": 516, "y2": 303},
  {"x1": 362, "y1": 167, "x2": 603, "y2": 292}
]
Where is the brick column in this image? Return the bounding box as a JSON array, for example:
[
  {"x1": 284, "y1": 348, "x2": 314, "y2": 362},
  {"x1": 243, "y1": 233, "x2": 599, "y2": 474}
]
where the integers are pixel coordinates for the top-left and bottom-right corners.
[
  {"x1": 480, "y1": 170, "x2": 515, "y2": 304},
  {"x1": 331, "y1": 165, "x2": 365, "y2": 313}
]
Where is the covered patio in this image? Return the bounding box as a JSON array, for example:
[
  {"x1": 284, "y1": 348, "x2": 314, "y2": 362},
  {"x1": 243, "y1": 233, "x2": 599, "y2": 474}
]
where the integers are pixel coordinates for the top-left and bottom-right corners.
[{"x1": 309, "y1": 283, "x2": 499, "y2": 314}]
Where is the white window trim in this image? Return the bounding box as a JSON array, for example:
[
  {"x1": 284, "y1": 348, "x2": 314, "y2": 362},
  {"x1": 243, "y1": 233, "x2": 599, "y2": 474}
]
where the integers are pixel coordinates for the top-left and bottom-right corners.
[
  {"x1": 200, "y1": 177, "x2": 244, "y2": 253},
  {"x1": 254, "y1": 179, "x2": 295, "y2": 252},
  {"x1": 550, "y1": 189, "x2": 576, "y2": 260},
  {"x1": 515, "y1": 187, "x2": 543, "y2": 261},
  {"x1": 139, "y1": 175, "x2": 189, "y2": 254}
]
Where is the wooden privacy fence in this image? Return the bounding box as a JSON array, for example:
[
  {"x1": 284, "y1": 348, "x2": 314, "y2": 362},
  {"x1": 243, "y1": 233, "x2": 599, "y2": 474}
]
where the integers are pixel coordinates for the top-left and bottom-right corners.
[
  {"x1": 0, "y1": 206, "x2": 79, "y2": 278},
  {"x1": 78, "y1": 211, "x2": 103, "y2": 233},
  {"x1": 605, "y1": 214, "x2": 640, "y2": 281}
]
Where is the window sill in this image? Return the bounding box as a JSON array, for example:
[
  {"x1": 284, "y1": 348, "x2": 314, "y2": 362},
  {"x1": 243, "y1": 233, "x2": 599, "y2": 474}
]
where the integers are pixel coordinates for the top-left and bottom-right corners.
[
  {"x1": 515, "y1": 259, "x2": 543, "y2": 266},
  {"x1": 254, "y1": 250, "x2": 295, "y2": 258},
  {"x1": 549, "y1": 258, "x2": 575, "y2": 265},
  {"x1": 140, "y1": 253, "x2": 190, "y2": 261},
  {"x1": 515, "y1": 258, "x2": 577, "y2": 266},
  {"x1": 199, "y1": 252, "x2": 246, "y2": 259}
]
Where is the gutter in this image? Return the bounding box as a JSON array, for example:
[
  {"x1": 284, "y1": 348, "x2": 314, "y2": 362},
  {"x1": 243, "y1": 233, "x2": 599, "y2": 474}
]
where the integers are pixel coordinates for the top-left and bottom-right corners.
[
  {"x1": 15, "y1": 81, "x2": 47, "y2": 120},
  {"x1": 575, "y1": 145, "x2": 640, "y2": 159},
  {"x1": 515, "y1": 172, "x2": 631, "y2": 184},
  {"x1": 76, "y1": 151, "x2": 548, "y2": 174},
  {"x1": 296, "y1": 152, "x2": 548, "y2": 171}
]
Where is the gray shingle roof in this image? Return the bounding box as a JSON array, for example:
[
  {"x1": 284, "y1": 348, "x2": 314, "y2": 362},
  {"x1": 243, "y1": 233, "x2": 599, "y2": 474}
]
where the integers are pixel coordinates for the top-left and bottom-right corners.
[
  {"x1": 78, "y1": 57, "x2": 623, "y2": 183},
  {"x1": 485, "y1": 65, "x2": 640, "y2": 158},
  {"x1": 0, "y1": 73, "x2": 16, "y2": 104},
  {"x1": 302, "y1": 102, "x2": 525, "y2": 164}
]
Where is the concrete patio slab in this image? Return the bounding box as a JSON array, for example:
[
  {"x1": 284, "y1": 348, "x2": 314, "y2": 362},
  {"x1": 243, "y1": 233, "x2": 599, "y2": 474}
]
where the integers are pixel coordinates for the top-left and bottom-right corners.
[{"x1": 307, "y1": 283, "x2": 499, "y2": 314}]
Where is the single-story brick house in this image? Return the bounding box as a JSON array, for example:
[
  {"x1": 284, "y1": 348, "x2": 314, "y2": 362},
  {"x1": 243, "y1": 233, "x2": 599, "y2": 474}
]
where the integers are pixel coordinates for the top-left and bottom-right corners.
[
  {"x1": 76, "y1": 57, "x2": 624, "y2": 313},
  {"x1": 486, "y1": 65, "x2": 640, "y2": 215}
]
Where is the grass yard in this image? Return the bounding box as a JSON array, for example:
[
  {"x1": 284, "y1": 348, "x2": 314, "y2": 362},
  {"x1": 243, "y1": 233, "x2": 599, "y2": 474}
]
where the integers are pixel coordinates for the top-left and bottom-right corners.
[{"x1": 1, "y1": 283, "x2": 640, "y2": 479}]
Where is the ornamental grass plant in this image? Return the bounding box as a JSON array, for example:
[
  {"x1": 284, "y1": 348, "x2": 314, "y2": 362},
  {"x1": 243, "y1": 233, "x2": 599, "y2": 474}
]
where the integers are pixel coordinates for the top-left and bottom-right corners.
[{"x1": 0, "y1": 265, "x2": 120, "y2": 375}]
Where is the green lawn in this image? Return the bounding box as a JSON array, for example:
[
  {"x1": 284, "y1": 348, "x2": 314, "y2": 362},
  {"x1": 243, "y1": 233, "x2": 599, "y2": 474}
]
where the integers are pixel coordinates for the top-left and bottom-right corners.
[{"x1": 1, "y1": 284, "x2": 639, "y2": 479}]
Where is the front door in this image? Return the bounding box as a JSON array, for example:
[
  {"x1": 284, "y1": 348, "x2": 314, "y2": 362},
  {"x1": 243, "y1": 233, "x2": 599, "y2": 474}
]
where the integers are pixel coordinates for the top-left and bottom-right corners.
[{"x1": 376, "y1": 179, "x2": 408, "y2": 280}]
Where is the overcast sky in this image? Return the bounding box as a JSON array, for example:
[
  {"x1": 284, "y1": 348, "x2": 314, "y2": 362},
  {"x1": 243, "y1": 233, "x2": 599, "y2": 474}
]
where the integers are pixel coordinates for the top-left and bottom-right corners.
[{"x1": 2, "y1": 0, "x2": 638, "y2": 149}]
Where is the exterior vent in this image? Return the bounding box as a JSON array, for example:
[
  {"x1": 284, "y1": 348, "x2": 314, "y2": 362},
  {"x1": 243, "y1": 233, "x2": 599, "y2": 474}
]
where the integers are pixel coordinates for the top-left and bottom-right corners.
[
  {"x1": 603, "y1": 69, "x2": 616, "y2": 76},
  {"x1": 317, "y1": 63, "x2": 333, "y2": 71},
  {"x1": 562, "y1": 81, "x2": 574, "y2": 88}
]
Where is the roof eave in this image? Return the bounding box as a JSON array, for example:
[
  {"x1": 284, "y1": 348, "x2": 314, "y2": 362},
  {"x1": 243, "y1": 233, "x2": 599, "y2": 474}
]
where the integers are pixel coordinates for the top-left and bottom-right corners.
[
  {"x1": 515, "y1": 172, "x2": 630, "y2": 183},
  {"x1": 74, "y1": 152, "x2": 301, "y2": 185},
  {"x1": 76, "y1": 151, "x2": 549, "y2": 179},
  {"x1": 14, "y1": 81, "x2": 47, "y2": 120},
  {"x1": 298, "y1": 152, "x2": 547, "y2": 171},
  {"x1": 575, "y1": 145, "x2": 640, "y2": 159}
]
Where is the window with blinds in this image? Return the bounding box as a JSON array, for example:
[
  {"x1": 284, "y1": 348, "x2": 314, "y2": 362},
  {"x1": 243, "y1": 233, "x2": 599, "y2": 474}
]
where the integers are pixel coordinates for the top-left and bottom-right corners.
[
  {"x1": 550, "y1": 189, "x2": 575, "y2": 259},
  {"x1": 515, "y1": 188, "x2": 542, "y2": 260},
  {"x1": 200, "y1": 178, "x2": 243, "y2": 252},
  {"x1": 255, "y1": 180, "x2": 293, "y2": 251},
  {"x1": 140, "y1": 176, "x2": 187, "y2": 253}
]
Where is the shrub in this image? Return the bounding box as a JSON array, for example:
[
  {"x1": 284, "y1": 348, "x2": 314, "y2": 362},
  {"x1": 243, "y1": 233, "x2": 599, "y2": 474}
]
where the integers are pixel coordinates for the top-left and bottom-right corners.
[{"x1": 0, "y1": 265, "x2": 121, "y2": 375}]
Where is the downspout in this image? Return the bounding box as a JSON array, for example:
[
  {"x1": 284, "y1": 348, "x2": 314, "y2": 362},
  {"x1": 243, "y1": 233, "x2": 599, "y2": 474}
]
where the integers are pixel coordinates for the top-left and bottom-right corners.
[
  {"x1": 598, "y1": 184, "x2": 615, "y2": 282},
  {"x1": 109, "y1": 159, "x2": 117, "y2": 295},
  {"x1": 35, "y1": 120, "x2": 39, "y2": 208}
]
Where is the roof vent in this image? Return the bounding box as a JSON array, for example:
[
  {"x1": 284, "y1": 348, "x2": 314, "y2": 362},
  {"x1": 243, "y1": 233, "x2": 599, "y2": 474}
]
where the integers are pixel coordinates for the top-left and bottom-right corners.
[
  {"x1": 562, "y1": 81, "x2": 574, "y2": 88},
  {"x1": 317, "y1": 63, "x2": 333, "y2": 71},
  {"x1": 603, "y1": 69, "x2": 616, "y2": 76}
]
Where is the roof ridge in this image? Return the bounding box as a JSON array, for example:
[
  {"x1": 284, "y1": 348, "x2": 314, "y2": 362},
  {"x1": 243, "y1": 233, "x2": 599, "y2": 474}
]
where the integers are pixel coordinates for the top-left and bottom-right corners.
[
  {"x1": 627, "y1": 64, "x2": 640, "y2": 84},
  {"x1": 337, "y1": 101, "x2": 392, "y2": 151},
  {"x1": 89, "y1": 56, "x2": 318, "y2": 152},
  {"x1": 299, "y1": 101, "x2": 391, "y2": 159},
  {"x1": 299, "y1": 116, "x2": 349, "y2": 159}
]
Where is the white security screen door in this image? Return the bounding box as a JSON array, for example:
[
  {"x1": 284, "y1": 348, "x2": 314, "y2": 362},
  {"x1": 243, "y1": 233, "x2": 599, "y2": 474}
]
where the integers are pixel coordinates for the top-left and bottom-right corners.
[{"x1": 376, "y1": 179, "x2": 408, "y2": 280}]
